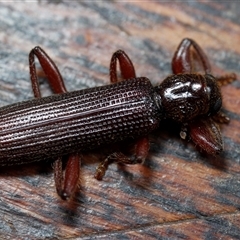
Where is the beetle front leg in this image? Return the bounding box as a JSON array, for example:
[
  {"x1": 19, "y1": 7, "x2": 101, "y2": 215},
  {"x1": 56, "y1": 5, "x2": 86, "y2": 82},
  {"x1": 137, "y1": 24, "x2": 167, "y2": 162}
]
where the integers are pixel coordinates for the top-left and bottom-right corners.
[
  {"x1": 188, "y1": 118, "x2": 223, "y2": 155},
  {"x1": 29, "y1": 46, "x2": 81, "y2": 200},
  {"x1": 172, "y1": 38, "x2": 211, "y2": 74}
]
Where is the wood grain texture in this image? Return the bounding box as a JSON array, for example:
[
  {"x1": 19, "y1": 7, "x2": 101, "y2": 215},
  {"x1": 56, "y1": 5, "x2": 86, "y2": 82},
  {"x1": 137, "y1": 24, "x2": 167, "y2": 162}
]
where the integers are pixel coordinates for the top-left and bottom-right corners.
[{"x1": 0, "y1": 1, "x2": 239, "y2": 239}]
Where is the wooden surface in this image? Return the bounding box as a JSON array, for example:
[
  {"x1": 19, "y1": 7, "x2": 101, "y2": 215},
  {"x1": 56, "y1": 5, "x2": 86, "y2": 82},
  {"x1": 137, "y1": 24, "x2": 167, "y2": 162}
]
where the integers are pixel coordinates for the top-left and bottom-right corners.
[{"x1": 0, "y1": 1, "x2": 240, "y2": 239}]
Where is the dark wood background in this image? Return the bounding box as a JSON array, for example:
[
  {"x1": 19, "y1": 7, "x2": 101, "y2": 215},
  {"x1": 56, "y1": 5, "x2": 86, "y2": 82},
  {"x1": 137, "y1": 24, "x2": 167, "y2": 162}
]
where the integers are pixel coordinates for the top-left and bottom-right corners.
[{"x1": 0, "y1": 1, "x2": 240, "y2": 239}]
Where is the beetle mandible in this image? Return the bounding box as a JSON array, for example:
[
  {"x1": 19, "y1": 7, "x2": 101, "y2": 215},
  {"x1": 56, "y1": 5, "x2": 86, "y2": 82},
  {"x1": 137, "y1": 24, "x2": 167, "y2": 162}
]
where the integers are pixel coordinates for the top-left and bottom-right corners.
[{"x1": 0, "y1": 38, "x2": 236, "y2": 200}]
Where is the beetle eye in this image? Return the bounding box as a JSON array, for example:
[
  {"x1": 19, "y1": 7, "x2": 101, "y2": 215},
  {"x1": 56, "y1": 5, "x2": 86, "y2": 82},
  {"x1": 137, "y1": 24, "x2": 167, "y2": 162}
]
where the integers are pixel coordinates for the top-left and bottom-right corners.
[
  {"x1": 205, "y1": 74, "x2": 222, "y2": 116},
  {"x1": 210, "y1": 97, "x2": 222, "y2": 115}
]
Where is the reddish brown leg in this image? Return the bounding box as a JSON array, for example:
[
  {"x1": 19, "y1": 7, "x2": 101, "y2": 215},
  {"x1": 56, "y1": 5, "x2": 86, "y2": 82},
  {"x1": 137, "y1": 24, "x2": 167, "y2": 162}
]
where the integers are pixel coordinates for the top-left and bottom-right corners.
[
  {"x1": 188, "y1": 118, "x2": 223, "y2": 155},
  {"x1": 172, "y1": 38, "x2": 211, "y2": 74},
  {"x1": 29, "y1": 46, "x2": 67, "y2": 97},
  {"x1": 94, "y1": 50, "x2": 149, "y2": 179},
  {"x1": 109, "y1": 49, "x2": 136, "y2": 83},
  {"x1": 29, "y1": 46, "x2": 80, "y2": 200},
  {"x1": 61, "y1": 153, "x2": 80, "y2": 200},
  {"x1": 53, "y1": 158, "x2": 63, "y2": 197}
]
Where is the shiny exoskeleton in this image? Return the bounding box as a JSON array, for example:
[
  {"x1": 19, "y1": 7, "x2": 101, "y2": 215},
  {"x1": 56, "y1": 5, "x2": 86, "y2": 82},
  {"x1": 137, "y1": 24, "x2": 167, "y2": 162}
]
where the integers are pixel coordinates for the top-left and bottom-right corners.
[
  {"x1": 0, "y1": 78, "x2": 159, "y2": 163},
  {"x1": 0, "y1": 38, "x2": 236, "y2": 200}
]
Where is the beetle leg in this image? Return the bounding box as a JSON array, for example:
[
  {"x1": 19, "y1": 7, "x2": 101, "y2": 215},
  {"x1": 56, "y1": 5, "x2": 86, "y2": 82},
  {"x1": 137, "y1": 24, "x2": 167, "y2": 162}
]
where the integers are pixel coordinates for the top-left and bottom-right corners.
[
  {"x1": 180, "y1": 112, "x2": 229, "y2": 149},
  {"x1": 109, "y1": 50, "x2": 136, "y2": 83},
  {"x1": 29, "y1": 46, "x2": 67, "y2": 97},
  {"x1": 172, "y1": 38, "x2": 211, "y2": 74},
  {"x1": 29, "y1": 46, "x2": 81, "y2": 200},
  {"x1": 187, "y1": 117, "x2": 223, "y2": 155},
  {"x1": 94, "y1": 137, "x2": 149, "y2": 180},
  {"x1": 53, "y1": 154, "x2": 81, "y2": 200},
  {"x1": 53, "y1": 157, "x2": 64, "y2": 197},
  {"x1": 61, "y1": 154, "x2": 81, "y2": 200}
]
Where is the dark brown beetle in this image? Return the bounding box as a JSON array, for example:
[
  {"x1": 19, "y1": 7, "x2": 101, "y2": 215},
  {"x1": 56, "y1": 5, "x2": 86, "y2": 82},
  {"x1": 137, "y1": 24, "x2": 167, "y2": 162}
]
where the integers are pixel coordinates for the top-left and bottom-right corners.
[{"x1": 0, "y1": 38, "x2": 236, "y2": 200}]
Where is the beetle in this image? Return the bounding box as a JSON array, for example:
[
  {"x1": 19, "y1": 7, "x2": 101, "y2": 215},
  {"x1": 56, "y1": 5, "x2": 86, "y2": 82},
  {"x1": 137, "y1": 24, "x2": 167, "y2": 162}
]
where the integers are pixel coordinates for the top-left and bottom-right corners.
[{"x1": 0, "y1": 38, "x2": 236, "y2": 200}]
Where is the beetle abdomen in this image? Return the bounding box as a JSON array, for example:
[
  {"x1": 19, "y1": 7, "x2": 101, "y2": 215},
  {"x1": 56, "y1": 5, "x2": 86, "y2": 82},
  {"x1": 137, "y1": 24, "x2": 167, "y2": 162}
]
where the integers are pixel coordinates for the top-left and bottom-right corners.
[{"x1": 0, "y1": 77, "x2": 160, "y2": 165}]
